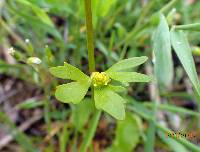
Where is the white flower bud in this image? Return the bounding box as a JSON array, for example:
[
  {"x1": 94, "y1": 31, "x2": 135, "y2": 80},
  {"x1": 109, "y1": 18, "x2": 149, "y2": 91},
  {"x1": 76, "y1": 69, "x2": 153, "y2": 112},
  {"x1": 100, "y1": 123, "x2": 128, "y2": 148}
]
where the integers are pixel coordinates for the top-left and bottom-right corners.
[
  {"x1": 8, "y1": 47, "x2": 15, "y2": 56},
  {"x1": 27, "y1": 57, "x2": 41, "y2": 65},
  {"x1": 25, "y1": 39, "x2": 30, "y2": 43}
]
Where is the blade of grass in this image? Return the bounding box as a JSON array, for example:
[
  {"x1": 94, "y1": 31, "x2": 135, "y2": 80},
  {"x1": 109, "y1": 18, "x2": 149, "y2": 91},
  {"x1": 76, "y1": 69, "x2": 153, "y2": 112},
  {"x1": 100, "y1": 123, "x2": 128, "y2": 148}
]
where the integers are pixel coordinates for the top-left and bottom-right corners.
[
  {"x1": 116, "y1": 0, "x2": 179, "y2": 50},
  {"x1": 174, "y1": 23, "x2": 200, "y2": 31},
  {"x1": 144, "y1": 102, "x2": 200, "y2": 117},
  {"x1": 79, "y1": 110, "x2": 101, "y2": 152},
  {"x1": 128, "y1": 103, "x2": 200, "y2": 152},
  {"x1": 159, "y1": 0, "x2": 179, "y2": 14},
  {"x1": 144, "y1": 63, "x2": 159, "y2": 152},
  {"x1": 158, "y1": 131, "x2": 188, "y2": 152},
  {"x1": 0, "y1": 17, "x2": 27, "y2": 50},
  {"x1": 59, "y1": 123, "x2": 69, "y2": 152}
]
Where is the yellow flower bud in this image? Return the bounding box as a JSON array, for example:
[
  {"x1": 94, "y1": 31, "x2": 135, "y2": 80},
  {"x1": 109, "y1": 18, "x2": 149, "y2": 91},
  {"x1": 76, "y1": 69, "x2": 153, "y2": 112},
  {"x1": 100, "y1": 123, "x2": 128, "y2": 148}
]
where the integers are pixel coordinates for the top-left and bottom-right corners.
[{"x1": 91, "y1": 72, "x2": 110, "y2": 87}]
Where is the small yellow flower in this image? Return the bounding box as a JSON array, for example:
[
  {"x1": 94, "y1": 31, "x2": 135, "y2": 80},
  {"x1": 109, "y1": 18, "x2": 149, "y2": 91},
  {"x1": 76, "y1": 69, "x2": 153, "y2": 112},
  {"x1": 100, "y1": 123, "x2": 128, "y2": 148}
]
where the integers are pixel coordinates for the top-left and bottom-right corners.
[{"x1": 91, "y1": 72, "x2": 110, "y2": 87}]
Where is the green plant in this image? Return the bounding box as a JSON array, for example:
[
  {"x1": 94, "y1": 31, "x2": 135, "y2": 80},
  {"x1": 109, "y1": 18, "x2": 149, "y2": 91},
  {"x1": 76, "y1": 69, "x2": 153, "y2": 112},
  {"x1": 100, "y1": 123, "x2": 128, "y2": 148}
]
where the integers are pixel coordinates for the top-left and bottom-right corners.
[
  {"x1": 1, "y1": 0, "x2": 200, "y2": 151},
  {"x1": 50, "y1": 57, "x2": 151, "y2": 120}
]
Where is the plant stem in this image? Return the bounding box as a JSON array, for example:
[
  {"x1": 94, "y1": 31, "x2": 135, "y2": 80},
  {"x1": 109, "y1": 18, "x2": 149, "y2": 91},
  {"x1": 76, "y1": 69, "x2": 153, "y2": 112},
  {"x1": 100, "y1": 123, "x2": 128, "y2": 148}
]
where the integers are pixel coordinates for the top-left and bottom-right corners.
[
  {"x1": 84, "y1": 0, "x2": 95, "y2": 72},
  {"x1": 80, "y1": 0, "x2": 101, "y2": 151}
]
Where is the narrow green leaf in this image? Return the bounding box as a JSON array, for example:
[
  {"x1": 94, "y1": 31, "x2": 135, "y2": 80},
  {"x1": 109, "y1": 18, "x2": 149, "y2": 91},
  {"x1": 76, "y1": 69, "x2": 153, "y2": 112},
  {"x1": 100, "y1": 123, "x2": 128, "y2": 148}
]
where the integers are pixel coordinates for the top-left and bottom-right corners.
[
  {"x1": 107, "y1": 72, "x2": 151, "y2": 83},
  {"x1": 158, "y1": 131, "x2": 188, "y2": 152},
  {"x1": 16, "y1": 0, "x2": 53, "y2": 26},
  {"x1": 128, "y1": 101, "x2": 200, "y2": 152},
  {"x1": 79, "y1": 110, "x2": 101, "y2": 152},
  {"x1": 145, "y1": 103, "x2": 200, "y2": 117},
  {"x1": 59, "y1": 123, "x2": 69, "y2": 152},
  {"x1": 10, "y1": 7, "x2": 62, "y2": 39},
  {"x1": 171, "y1": 30, "x2": 200, "y2": 97},
  {"x1": 157, "y1": 125, "x2": 200, "y2": 152},
  {"x1": 144, "y1": 120, "x2": 155, "y2": 152},
  {"x1": 16, "y1": 99, "x2": 44, "y2": 109},
  {"x1": 153, "y1": 14, "x2": 173, "y2": 90},
  {"x1": 94, "y1": 87, "x2": 125, "y2": 120},
  {"x1": 174, "y1": 23, "x2": 200, "y2": 31},
  {"x1": 55, "y1": 81, "x2": 90, "y2": 104},
  {"x1": 107, "y1": 113, "x2": 141, "y2": 152},
  {"x1": 106, "y1": 56, "x2": 148, "y2": 72},
  {"x1": 49, "y1": 62, "x2": 89, "y2": 81}
]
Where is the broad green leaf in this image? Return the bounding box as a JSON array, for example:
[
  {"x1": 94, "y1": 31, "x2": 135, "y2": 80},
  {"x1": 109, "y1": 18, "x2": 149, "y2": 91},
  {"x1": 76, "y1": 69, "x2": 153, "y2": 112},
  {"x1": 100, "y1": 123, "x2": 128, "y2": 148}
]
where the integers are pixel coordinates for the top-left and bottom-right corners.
[
  {"x1": 107, "y1": 85, "x2": 126, "y2": 93},
  {"x1": 171, "y1": 30, "x2": 200, "y2": 97},
  {"x1": 153, "y1": 14, "x2": 173, "y2": 90},
  {"x1": 106, "y1": 56, "x2": 148, "y2": 73},
  {"x1": 106, "y1": 113, "x2": 141, "y2": 152},
  {"x1": 94, "y1": 87, "x2": 125, "y2": 120},
  {"x1": 16, "y1": 0, "x2": 54, "y2": 27},
  {"x1": 95, "y1": 0, "x2": 116, "y2": 17},
  {"x1": 55, "y1": 81, "x2": 90, "y2": 104},
  {"x1": 107, "y1": 72, "x2": 151, "y2": 83},
  {"x1": 49, "y1": 62, "x2": 89, "y2": 81}
]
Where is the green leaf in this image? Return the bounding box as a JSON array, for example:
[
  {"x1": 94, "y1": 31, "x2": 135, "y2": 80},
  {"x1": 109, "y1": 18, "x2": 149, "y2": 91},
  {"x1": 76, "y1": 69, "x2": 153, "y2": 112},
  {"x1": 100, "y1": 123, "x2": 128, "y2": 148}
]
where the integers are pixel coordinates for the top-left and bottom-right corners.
[
  {"x1": 153, "y1": 14, "x2": 173, "y2": 90},
  {"x1": 94, "y1": 87, "x2": 125, "y2": 120},
  {"x1": 171, "y1": 30, "x2": 200, "y2": 97},
  {"x1": 107, "y1": 85, "x2": 126, "y2": 93},
  {"x1": 95, "y1": 0, "x2": 116, "y2": 17},
  {"x1": 10, "y1": 6, "x2": 62, "y2": 39},
  {"x1": 16, "y1": 0, "x2": 54, "y2": 27},
  {"x1": 106, "y1": 56, "x2": 148, "y2": 73},
  {"x1": 49, "y1": 62, "x2": 89, "y2": 81},
  {"x1": 129, "y1": 101, "x2": 200, "y2": 152},
  {"x1": 16, "y1": 99, "x2": 44, "y2": 109},
  {"x1": 59, "y1": 123, "x2": 69, "y2": 152},
  {"x1": 55, "y1": 81, "x2": 90, "y2": 104},
  {"x1": 174, "y1": 23, "x2": 200, "y2": 31},
  {"x1": 107, "y1": 72, "x2": 151, "y2": 83},
  {"x1": 144, "y1": 103, "x2": 200, "y2": 117},
  {"x1": 106, "y1": 113, "x2": 141, "y2": 152}
]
